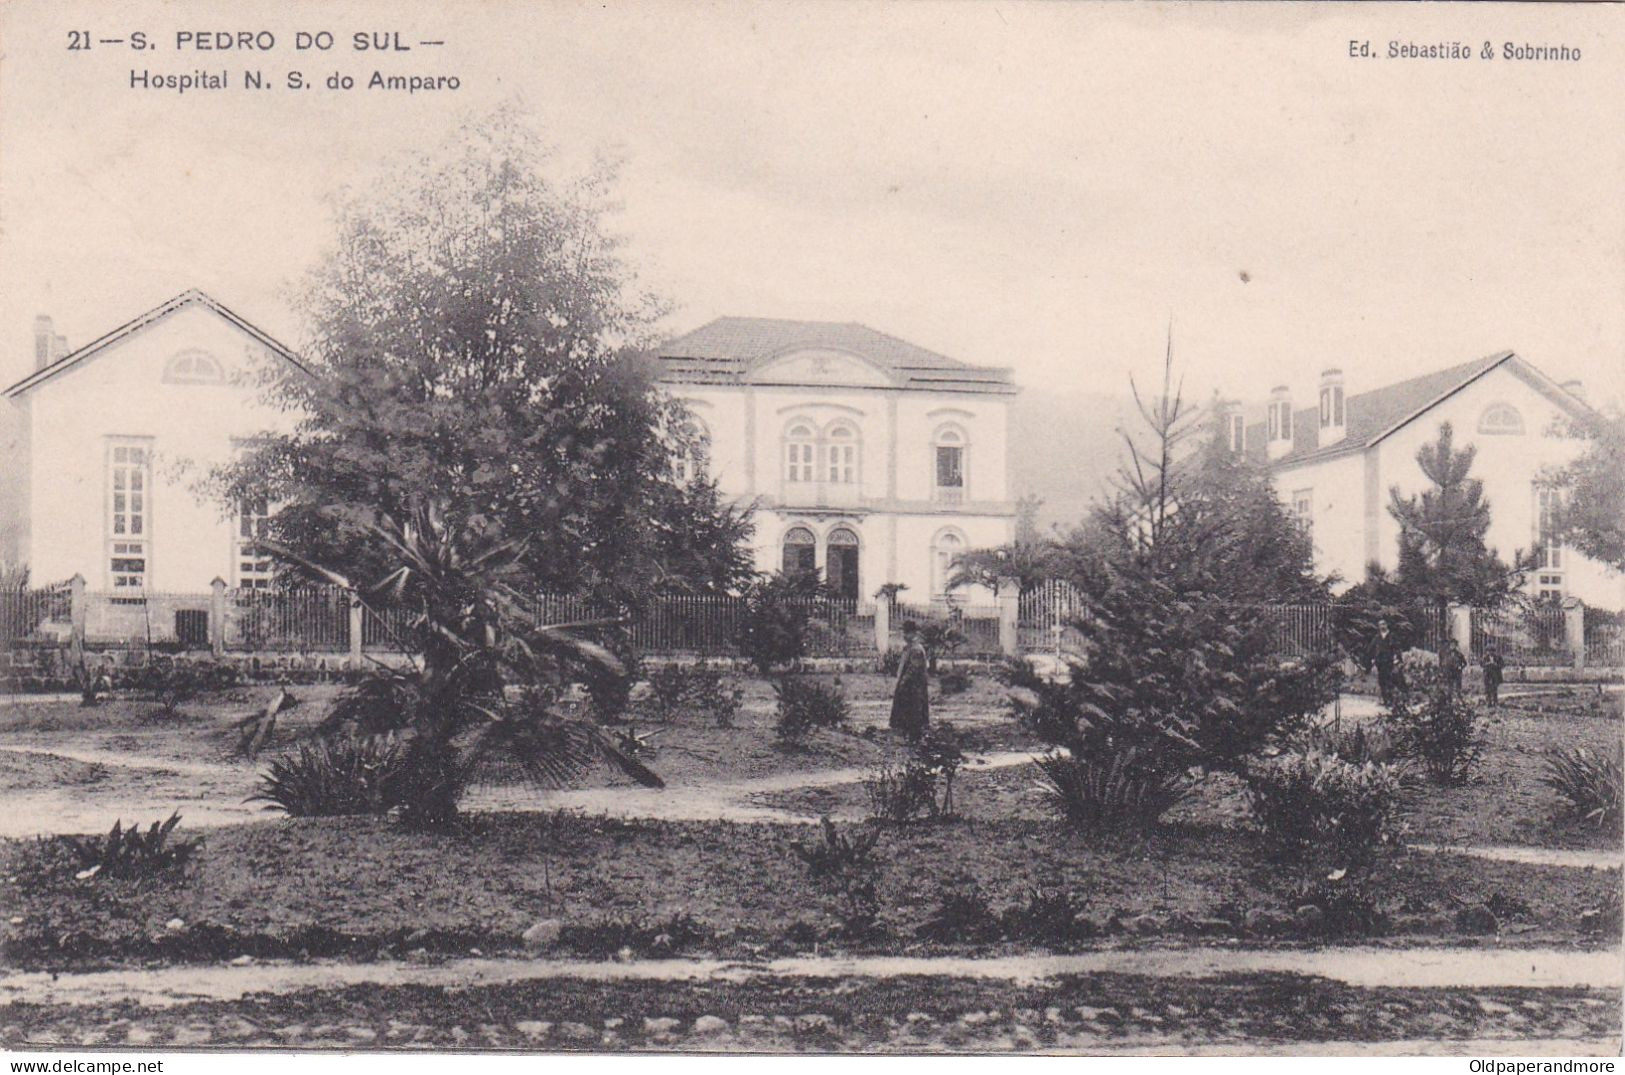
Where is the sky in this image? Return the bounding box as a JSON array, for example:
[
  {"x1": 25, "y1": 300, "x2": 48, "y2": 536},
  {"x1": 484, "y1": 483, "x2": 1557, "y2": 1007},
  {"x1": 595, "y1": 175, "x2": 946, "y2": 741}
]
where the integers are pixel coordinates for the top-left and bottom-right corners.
[{"x1": 1, "y1": 0, "x2": 1621, "y2": 409}]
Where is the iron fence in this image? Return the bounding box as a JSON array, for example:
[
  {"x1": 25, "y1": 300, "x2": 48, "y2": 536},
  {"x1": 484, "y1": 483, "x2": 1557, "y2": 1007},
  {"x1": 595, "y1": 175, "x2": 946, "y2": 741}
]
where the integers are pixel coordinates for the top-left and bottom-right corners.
[
  {"x1": 227, "y1": 588, "x2": 350, "y2": 653},
  {"x1": 0, "y1": 586, "x2": 73, "y2": 646},
  {"x1": 1471, "y1": 603, "x2": 1571, "y2": 666}
]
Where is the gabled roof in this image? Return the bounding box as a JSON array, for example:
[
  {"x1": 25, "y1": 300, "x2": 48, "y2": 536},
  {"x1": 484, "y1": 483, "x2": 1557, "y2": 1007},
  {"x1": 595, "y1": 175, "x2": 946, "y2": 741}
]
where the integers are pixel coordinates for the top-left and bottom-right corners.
[
  {"x1": 4, "y1": 289, "x2": 305, "y2": 398},
  {"x1": 652, "y1": 316, "x2": 1017, "y2": 394},
  {"x1": 1246, "y1": 350, "x2": 1597, "y2": 468}
]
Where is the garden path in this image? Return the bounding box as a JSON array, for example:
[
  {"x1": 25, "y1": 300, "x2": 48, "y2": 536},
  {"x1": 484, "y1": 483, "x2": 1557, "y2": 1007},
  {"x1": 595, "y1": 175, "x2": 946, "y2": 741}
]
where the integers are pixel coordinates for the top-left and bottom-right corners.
[{"x1": 3, "y1": 945, "x2": 1618, "y2": 1011}]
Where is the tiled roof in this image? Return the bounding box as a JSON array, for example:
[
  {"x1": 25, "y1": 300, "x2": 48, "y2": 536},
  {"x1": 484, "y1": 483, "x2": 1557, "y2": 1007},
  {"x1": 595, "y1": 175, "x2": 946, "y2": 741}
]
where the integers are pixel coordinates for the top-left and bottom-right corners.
[
  {"x1": 4, "y1": 290, "x2": 304, "y2": 397},
  {"x1": 652, "y1": 317, "x2": 1016, "y2": 394},
  {"x1": 1246, "y1": 350, "x2": 1522, "y2": 466}
]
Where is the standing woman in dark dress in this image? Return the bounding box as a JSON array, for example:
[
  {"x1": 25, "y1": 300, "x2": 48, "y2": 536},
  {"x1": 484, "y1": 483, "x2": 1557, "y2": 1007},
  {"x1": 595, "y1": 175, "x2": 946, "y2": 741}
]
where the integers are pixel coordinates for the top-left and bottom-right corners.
[{"x1": 890, "y1": 620, "x2": 930, "y2": 739}]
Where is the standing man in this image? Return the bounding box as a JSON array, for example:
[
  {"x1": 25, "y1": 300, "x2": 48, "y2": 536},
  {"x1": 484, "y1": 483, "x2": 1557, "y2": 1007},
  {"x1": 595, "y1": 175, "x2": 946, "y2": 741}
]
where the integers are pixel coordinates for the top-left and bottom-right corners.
[
  {"x1": 1481, "y1": 649, "x2": 1505, "y2": 707},
  {"x1": 1442, "y1": 638, "x2": 1467, "y2": 693},
  {"x1": 890, "y1": 620, "x2": 930, "y2": 740},
  {"x1": 1365, "y1": 618, "x2": 1404, "y2": 705}
]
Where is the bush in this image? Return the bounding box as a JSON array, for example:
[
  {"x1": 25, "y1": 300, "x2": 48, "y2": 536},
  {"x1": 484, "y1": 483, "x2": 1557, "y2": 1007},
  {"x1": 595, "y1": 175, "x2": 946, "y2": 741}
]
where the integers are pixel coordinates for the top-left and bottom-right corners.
[
  {"x1": 1292, "y1": 717, "x2": 1403, "y2": 766},
  {"x1": 866, "y1": 724, "x2": 966, "y2": 822},
  {"x1": 644, "y1": 662, "x2": 743, "y2": 726},
  {"x1": 876, "y1": 648, "x2": 902, "y2": 676},
  {"x1": 937, "y1": 666, "x2": 973, "y2": 696},
  {"x1": 735, "y1": 572, "x2": 827, "y2": 674},
  {"x1": 1544, "y1": 746, "x2": 1623, "y2": 828},
  {"x1": 1245, "y1": 748, "x2": 1404, "y2": 868},
  {"x1": 773, "y1": 675, "x2": 848, "y2": 741},
  {"x1": 1289, "y1": 876, "x2": 1391, "y2": 937},
  {"x1": 916, "y1": 884, "x2": 1001, "y2": 943},
  {"x1": 56, "y1": 812, "x2": 199, "y2": 881},
  {"x1": 790, "y1": 817, "x2": 882, "y2": 934},
  {"x1": 1383, "y1": 667, "x2": 1484, "y2": 786},
  {"x1": 1033, "y1": 746, "x2": 1195, "y2": 832},
  {"x1": 251, "y1": 735, "x2": 414, "y2": 817},
  {"x1": 1000, "y1": 886, "x2": 1092, "y2": 944},
  {"x1": 918, "y1": 622, "x2": 965, "y2": 672}
]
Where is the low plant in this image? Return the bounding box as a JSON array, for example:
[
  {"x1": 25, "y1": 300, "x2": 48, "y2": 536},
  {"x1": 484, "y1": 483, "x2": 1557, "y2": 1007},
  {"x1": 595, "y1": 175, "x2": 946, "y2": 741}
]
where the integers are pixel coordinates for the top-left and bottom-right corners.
[
  {"x1": 57, "y1": 811, "x2": 199, "y2": 881},
  {"x1": 867, "y1": 724, "x2": 966, "y2": 822},
  {"x1": 937, "y1": 666, "x2": 973, "y2": 697},
  {"x1": 1289, "y1": 875, "x2": 1391, "y2": 938},
  {"x1": 773, "y1": 675, "x2": 849, "y2": 741},
  {"x1": 1000, "y1": 886, "x2": 1091, "y2": 944},
  {"x1": 250, "y1": 735, "x2": 413, "y2": 817},
  {"x1": 918, "y1": 622, "x2": 965, "y2": 673},
  {"x1": 790, "y1": 817, "x2": 883, "y2": 934},
  {"x1": 876, "y1": 648, "x2": 902, "y2": 676},
  {"x1": 1032, "y1": 747, "x2": 1195, "y2": 832},
  {"x1": 1293, "y1": 717, "x2": 1402, "y2": 766},
  {"x1": 645, "y1": 662, "x2": 745, "y2": 727},
  {"x1": 1543, "y1": 746, "x2": 1623, "y2": 829},
  {"x1": 916, "y1": 883, "x2": 1001, "y2": 943},
  {"x1": 1384, "y1": 668, "x2": 1484, "y2": 786},
  {"x1": 1244, "y1": 748, "x2": 1404, "y2": 868}
]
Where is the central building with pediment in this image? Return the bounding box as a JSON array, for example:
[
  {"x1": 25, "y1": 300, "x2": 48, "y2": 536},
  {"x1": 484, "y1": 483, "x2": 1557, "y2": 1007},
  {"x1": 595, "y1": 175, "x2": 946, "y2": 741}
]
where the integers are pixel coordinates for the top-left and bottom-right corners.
[{"x1": 653, "y1": 317, "x2": 1019, "y2": 604}]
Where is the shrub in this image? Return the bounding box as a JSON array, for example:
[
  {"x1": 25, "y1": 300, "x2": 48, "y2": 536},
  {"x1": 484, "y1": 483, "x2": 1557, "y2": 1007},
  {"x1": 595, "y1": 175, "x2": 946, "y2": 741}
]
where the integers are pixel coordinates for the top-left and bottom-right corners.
[
  {"x1": 645, "y1": 662, "x2": 744, "y2": 727},
  {"x1": 866, "y1": 724, "x2": 966, "y2": 822},
  {"x1": 1289, "y1": 875, "x2": 1391, "y2": 937},
  {"x1": 1032, "y1": 747, "x2": 1195, "y2": 832},
  {"x1": 1544, "y1": 746, "x2": 1623, "y2": 828},
  {"x1": 918, "y1": 622, "x2": 965, "y2": 672},
  {"x1": 1245, "y1": 748, "x2": 1404, "y2": 868},
  {"x1": 876, "y1": 648, "x2": 902, "y2": 676},
  {"x1": 250, "y1": 735, "x2": 413, "y2": 817},
  {"x1": 1292, "y1": 717, "x2": 1403, "y2": 766},
  {"x1": 1384, "y1": 667, "x2": 1484, "y2": 786},
  {"x1": 773, "y1": 675, "x2": 848, "y2": 741},
  {"x1": 937, "y1": 666, "x2": 973, "y2": 696},
  {"x1": 57, "y1": 812, "x2": 199, "y2": 881},
  {"x1": 1000, "y1": 886, "x2": 1091, "y2": 944},
  {"x1": 916, "y1": 884, "x2": 1001, "y2": 943},
  {"x1": 735, "y1": 571, "x2": 827, "y2": 674},
  {"x1": 790, "y1": 817, "x2": 883, "y2": 934}
]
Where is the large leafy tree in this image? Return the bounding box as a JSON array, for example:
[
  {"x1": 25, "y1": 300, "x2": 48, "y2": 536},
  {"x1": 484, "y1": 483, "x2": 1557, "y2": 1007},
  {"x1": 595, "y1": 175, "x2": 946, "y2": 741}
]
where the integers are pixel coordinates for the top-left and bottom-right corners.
[
  {"x1": 1549, "y1": 411, "x2": 1625, "y2": 572},
  {"x1": 222, "y1": 109, "x2": 752, "y2": 605},
  {"x1": 1388, "y1": 422, "x2": 1526, "y2": 612}
]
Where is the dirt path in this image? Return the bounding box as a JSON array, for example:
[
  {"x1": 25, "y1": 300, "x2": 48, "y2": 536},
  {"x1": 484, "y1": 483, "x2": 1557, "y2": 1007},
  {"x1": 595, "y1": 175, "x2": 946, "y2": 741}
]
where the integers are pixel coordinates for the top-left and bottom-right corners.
[{"x1": 4, "y1": 945, "x2": 1618, "y2": 1011}]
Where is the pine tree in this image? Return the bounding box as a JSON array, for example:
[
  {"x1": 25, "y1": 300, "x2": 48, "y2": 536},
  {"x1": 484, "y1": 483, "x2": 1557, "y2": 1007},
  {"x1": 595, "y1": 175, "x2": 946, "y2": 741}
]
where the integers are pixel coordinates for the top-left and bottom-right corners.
[{"x1": 1388, "y1": 422, "x2": 1525, "y2": 616}]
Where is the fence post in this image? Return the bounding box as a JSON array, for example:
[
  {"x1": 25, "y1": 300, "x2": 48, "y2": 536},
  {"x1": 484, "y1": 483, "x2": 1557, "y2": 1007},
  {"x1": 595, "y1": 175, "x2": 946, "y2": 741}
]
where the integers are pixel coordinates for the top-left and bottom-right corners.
[
  {"x1": 209, "y1": 578, "x2": 226, "y2": 657},
  {"x1": 1448, "y1": 603, "x2": 1472, "y2": 656},
  {"x1": 1564, "y1": 597, "x2": 1586, "y2": 671},
  {"x1": 996, "y1": 576, "x2": 1020, "y2": 657},
  {"x1": 68, "y1": 574, "x2": 86, "y2": 657},
  {"x1": 873, "y1": 593, "x2": 890, "y2": 655},
  {"x1": 347, "y1": 595, "x2": 364, "y2": 669}
]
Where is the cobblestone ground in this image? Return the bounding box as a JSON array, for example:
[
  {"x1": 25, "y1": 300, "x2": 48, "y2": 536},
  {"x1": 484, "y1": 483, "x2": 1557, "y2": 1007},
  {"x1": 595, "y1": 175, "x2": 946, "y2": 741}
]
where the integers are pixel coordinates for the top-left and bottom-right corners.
[{"x1": 3, "y1": 973, "x2": 1620, "y2": 1053}]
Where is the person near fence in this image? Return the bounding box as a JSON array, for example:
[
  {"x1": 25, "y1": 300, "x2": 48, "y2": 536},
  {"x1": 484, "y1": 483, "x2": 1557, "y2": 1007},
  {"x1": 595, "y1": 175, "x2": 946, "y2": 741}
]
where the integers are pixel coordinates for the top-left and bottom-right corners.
[
  {"x1": 1442, "y1": 638, "x2": 1467, "y2": 693},
  {"x1": 890, "y1": 619, "x2": 930, "y2": 739},
  {"x1": 1364, "y1": 618, "x2": 1404, "y2": 705},
  {"x1": 1481, "y1": 650, "x2": 1505, "y2": 707}
]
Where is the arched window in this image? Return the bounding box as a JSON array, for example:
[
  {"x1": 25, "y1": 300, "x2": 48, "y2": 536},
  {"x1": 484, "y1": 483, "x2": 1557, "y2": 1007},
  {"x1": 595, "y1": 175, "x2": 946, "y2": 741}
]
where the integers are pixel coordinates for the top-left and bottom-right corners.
[
  {"x1": 162, "y1": 349, "x2": 224, "y2": 385},
  {"x1": 931, "y1": 528, "x2": 966, "y2": 598},
  {"x1": 782, "y1": 526, "x2": 817, "y2": 577},
  {"x1": 826, "y1": 526, "x2": 860, "y2": 601},
  {"x1": 784, "y1": 422, "x2": 817, "y2": 483},
  {"x1": 1478, "y1": 404, "x2": 1525, "y2": 435},
  {"x1": 825, "y1": 422, "x2": 859, "y2": 485},
  {"x1": 933, "y1": 425, "x2": 967, "y2": 504}
]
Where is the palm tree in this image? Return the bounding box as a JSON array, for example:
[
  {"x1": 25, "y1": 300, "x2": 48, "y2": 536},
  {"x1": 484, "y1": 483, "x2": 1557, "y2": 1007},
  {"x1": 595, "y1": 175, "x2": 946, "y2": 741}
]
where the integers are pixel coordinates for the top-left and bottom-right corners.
[{"x1": 256, "y1": 498, "x2": 660, "y2": 826}]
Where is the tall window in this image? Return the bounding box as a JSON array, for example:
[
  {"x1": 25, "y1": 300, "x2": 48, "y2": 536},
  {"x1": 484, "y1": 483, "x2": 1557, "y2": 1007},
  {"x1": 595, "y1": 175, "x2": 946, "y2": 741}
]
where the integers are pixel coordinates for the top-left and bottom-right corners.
[
  {"x1": 1535, "y1": 483, "x2": 1563, "y2": 572},
  {"x1": 1228, "y1": 413, "x2": 1245, "y2": 453},
  {"x1": 107, "y1": 441, "x2": 150, "y2": 589},
  {"x1": 934, "y1": 427, "x2": 966, "y2": 504},
  {"x1": 1268, "y1": 400, "x2": 1292, "y2": 441},
  {"x1": 1479, "y1": 404, "x2": 1525, "y2": 436},
  {"x1": 1291, "y1": 489, "x2": 1313, "y2": 538},
  {"x1": 1319, "y1": 386, "x2": 1344, "y2": 428},
  {"x1": 673, "y1": 416, "x2": 710, "y2": 485},
  {"x1": 236, "y1": 495, "x2": 273, "y2": 590},
  {"x1": 784, "y1": 423, "x2": 816, "y2": 483},
  {"x1": 782, "y1": 526, "x2": 817, "y2": 577},
  {"x1": 931, "y1": 529, "x2": 965, "y2": 598},
  {"x1": 826, "y1": 526, "x2": 860, "y2": 601},
  {"x1": 826, "y1": 424, "x2": 858, "y2": 484}
]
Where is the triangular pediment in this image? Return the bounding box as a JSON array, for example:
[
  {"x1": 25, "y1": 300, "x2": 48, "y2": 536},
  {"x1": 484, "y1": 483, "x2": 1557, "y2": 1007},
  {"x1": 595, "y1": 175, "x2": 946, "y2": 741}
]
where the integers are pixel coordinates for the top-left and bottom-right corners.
[{"x1": 748, "y1": 348, "x2": 895, "y2": 388}]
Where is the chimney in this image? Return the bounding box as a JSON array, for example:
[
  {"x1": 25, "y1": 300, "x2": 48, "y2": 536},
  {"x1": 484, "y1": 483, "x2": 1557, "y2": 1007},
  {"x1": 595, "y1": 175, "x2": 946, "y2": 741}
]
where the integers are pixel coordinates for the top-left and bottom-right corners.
[
  {"x1": 1267, "y1": 385, "x2": 1294, "y2": 461},
  {"x1": 1561, "y1": 379, "x2": 1586, "y2": 403},
  {"x1": 1318, "y1": 367, "x2": 1347, "y2": 447},
  {"x1": 32, "y1": 316, "x2": 53, "y2": 371}
]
